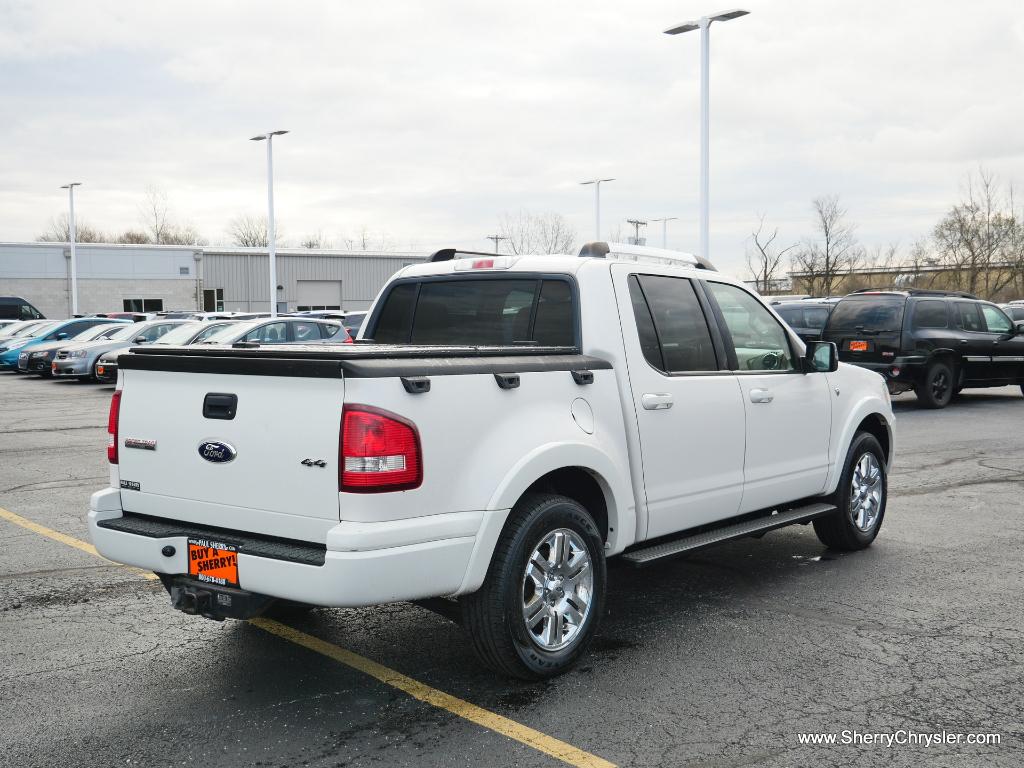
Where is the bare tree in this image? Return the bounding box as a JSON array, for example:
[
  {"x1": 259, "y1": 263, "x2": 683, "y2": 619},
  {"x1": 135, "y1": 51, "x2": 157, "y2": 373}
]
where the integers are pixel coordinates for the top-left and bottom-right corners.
[
  {"x1": 138, "y1": 186, "x2": 205, "y2": 245},
  {"x1": 115, "y1": 230, "x2": 153, "y2": 244},
  {"x1": 791, "y1": 195, "x2": 863, "y2": 296},
  {"x1": 343, "y1": 225, "x2": 372, "y2": 251},
  {"x1": 746, "y1": 214, "x2": 796, "y2": 294},
  {"x1": 341, "y1": 226, "x2": 393, "y2": 251},
  {"x1": 498, "y1": 210, "x2": 577, "y2": 255},
  {"x1": 36, "y1": 213, "x2": 105, "y2": 243},
  {"x1": 160, "y1": 225, "x2": 206, "y2": 246},
  {"x1": 140, "y1": 186, "x2": 171, "y2": 244},
  {"x1": 932, "y1": 169, "x2": 1017, "y2": 297},
  {"x1": 228, "y1": 215, "x2": 280, "y2": 248},
  {"x1": 300, "y1": 230, "x2": 329, "y2": 249}
]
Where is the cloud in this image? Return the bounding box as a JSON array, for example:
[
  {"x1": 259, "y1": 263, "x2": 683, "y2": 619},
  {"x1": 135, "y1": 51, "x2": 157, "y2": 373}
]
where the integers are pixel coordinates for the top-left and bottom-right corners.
[{"x1": 2, "y1": 0, "x2": 1024, "y2": 275}]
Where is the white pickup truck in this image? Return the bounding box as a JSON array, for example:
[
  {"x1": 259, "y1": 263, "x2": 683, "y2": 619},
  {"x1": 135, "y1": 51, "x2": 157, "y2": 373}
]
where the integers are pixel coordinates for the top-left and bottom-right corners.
[{"x1": 90, "y1": 243, "x2": 894, "y2": 678}]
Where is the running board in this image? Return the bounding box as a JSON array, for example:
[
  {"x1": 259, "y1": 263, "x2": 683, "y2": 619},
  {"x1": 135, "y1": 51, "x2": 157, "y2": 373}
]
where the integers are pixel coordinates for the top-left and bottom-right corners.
[{"x1": 621, "y1": 502, "x2": 836, "y2": 566}]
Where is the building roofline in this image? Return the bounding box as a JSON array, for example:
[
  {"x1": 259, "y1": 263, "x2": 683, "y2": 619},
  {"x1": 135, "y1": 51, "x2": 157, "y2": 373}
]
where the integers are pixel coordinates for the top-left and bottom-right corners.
[{"x1": 0, "y1": 241, "x2": 429, "y2": 260}]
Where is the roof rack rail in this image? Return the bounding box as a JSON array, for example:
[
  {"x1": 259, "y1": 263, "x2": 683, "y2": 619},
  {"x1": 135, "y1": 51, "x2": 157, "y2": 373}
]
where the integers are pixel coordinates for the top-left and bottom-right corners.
[
  {"x1": 578, "y1": 241, "x2": 716, "y2": 271},
  {"x1": 848, "y1": 287, "x2": 979, "y2": 299},
  {"x1": 427, "y1": 248, "x2": 502, "y2": 263}
]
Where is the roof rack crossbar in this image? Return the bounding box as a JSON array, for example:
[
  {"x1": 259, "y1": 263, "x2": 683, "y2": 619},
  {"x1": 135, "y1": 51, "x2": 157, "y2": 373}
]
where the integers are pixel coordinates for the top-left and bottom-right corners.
[
  {"x1": 428, "y1": 248, "x2": 502, "y2": 263},
  {"x1": 578, "y1": 241, "x2": 716, "y2": 271}
]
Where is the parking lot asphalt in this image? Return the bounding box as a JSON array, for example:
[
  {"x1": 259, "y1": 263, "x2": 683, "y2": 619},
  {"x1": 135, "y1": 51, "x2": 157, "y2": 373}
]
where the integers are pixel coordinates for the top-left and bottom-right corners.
[{"x1": 1, "y1": 372, "x2": 1022, "y2": 768}]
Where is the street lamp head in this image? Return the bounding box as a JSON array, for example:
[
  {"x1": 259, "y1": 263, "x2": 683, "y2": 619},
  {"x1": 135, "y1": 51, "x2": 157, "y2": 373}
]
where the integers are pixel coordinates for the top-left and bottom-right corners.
[
  {"x1": 710, "y1": 9, "x2": 749, "y2": 22},
  {"x1": 664, "y1": 21, "x2": 700, "y2": 35},
  {"x1": 665, "y1": 9, "x2": 748, "y2": 34},
  {"x1": 60, "y1": 182, "x2": 82, "y2": 189},
  {"x1": 580, "y1": 178, "x2": 616, "y2": 185},
  {"x1": 251, "y1": 130, "x2": 290, "y2": 142}
]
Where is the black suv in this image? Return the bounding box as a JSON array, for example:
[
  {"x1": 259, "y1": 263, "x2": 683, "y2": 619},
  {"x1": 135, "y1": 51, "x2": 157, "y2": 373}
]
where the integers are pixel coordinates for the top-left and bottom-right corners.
[
  {"x1": 771, "y1": 299, "x2": 837, "y2": 343},
  {"x1": 821, "y1": 289, "x2": 1024, "y2": 408}
]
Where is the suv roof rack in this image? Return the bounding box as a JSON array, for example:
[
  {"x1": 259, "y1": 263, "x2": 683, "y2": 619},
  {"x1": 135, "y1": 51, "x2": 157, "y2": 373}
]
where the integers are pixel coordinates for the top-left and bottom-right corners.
[
  {"x1": 578, "y1": 241, "x2": 716, "y2": 271},
  {"x1": 427, "y1": 248, "x2": 502, "y2": 263},
  {"x1": 848, "y1": 288, "x2": 979, "y2": 300}
]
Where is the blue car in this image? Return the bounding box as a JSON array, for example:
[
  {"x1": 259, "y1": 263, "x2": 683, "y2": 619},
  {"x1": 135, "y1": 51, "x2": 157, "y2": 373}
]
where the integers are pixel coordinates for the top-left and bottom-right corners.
[{"x1": 0, "y1": 317, "x2": 126, "y2": 371}]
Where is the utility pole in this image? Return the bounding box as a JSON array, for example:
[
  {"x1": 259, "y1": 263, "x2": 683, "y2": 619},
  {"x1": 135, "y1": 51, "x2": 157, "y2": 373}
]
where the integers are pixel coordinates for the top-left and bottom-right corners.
[
  {"x1": 486, "y1": 234, "x2": 508, "y2": 253},
  {"x1": 250, "y1": 130, "x2": 289, "y2": 316},
  {"x1": 579, "y1": 178, "x2": 615, "y2": 240},
  {"x1": 61, "y1": 182, "x2": 82, "y2": 316},
  {"x1": 650, "y1": 216, "x2": 679, "y2": 249},
  {"x1": 626, "y1": 219, "x2": 648, "y2": 245},
  {"x1": 665, "y1": 9, "x2": 749, "y2": 262}
]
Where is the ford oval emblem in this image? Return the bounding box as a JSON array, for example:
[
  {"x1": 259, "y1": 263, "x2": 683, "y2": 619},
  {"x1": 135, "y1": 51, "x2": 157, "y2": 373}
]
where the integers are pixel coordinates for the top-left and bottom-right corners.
[{"x1": 198, "y1": 440, "x2": 237, "y2": 464}]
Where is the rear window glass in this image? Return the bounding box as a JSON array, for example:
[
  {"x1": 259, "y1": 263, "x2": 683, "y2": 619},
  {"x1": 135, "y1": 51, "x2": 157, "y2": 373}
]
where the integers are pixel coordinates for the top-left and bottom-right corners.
[
  {"x1": 371, "y1": 278, "x2": 575, "y2": 347},
  {"x1": 912, "y1": 300, "x2": 947, "y2": 329},
  {"x1": 1008, "y1": 307, "x2": 1024, "y2": 322},
  {"x1": 804, "y1": 306, "x2": 831, "y2": 329},
  {"x1": 826, "y1": 297, "x2": 905, "y2": 332},
  {"x1": 775, "y1": 307, "x2": 803, "y2": 325}
]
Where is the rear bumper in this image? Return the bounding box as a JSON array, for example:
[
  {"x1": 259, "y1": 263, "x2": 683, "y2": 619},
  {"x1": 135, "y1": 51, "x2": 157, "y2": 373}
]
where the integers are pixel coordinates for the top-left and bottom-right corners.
[{"x1": 88, "y1": 488, "x2": 509, "y2": 608}]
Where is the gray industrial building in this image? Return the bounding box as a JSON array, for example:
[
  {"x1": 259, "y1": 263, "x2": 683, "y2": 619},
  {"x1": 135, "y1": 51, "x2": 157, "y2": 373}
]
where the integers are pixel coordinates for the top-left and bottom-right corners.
[{"x1": 0, "y1": 242, "x2": 427, "y2": 319}]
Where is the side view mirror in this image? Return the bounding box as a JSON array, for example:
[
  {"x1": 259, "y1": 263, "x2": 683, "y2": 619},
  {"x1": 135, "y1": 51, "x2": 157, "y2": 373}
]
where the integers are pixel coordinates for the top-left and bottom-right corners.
[
  {"x1": 1015, "y1": 321, "x2": 1024, "y2": 336},
  {"x1": 134, "y1": 336, "x2": 148, "y2": 344},
  {"x1": 804, "y1": 340, "x2": 838, "y2": 373},
  {"x1": 55, "y1": 332, "x2": 69, "y2": 340}
]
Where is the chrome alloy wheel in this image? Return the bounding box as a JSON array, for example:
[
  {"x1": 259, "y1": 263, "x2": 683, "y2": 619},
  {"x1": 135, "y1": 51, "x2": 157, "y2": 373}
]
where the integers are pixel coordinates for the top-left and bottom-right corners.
[
  {"x1": 849, "y1": 452, "x2": 883, "y2": 532},
  {"x1": 521, "y1": 528, "x2": 594, "y2": 651}
]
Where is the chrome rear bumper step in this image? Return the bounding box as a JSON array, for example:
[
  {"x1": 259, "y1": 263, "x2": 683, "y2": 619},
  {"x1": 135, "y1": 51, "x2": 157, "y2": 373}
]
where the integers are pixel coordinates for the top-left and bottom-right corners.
[{"x1": 621, "y1": 502, "x2": 837, "y2": 566}]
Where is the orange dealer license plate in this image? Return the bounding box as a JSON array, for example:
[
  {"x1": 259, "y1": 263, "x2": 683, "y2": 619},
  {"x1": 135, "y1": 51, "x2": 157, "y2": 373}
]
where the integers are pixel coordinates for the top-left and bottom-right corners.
[
  {"x1": 849, "y1": 340, "x2": 869, "y2": 352},
  {"x1": 187, "y1": 537, "x2": 239, "y2": 587}
]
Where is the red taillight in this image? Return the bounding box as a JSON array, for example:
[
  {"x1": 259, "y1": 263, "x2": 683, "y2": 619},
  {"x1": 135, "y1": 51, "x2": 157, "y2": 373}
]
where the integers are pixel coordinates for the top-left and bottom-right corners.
[
  {"x1": 107, "y1": 390, "x2": 122, "y2": 464},
  {"x1": 472, "y1": 258, "x2": 495, "y2": 269},
  {"x1": 340, "y1": 405, "x2": 421, "y2": 492},
  {"x1": 343, "y1": 329, "x2": 354, "y2": 344}
]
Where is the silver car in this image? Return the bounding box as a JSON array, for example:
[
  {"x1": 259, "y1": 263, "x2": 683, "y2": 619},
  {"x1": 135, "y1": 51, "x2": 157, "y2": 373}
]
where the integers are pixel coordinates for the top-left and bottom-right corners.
[
  {"x1": 51, "y1": 320, "x2": 190, "y2": 380},
  {"x1": 94, "y1": 320, "x2": 239, "y2": 383},
  {"x1": 19, "y1": 322, "x2": 130, "y2": 376},
  {"x1": 198, "y1": 317, "x2": 350, "y2": 345}
]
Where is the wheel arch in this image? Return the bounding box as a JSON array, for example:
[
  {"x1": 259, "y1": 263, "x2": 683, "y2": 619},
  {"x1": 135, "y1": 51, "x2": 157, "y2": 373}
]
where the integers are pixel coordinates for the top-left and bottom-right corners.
[
  {"x1": 486, "y1": 442, "x2": 635, "y2": 555},
  {"x1": 825, "y1": 399, "x2": 894, "y2": 495}
]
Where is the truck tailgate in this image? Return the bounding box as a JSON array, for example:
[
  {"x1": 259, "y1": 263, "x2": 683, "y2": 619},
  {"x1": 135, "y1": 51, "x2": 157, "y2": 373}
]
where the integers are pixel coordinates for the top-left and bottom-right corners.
[{"x1": 117, "y1": 368, "x2": 343, "y2": 533}]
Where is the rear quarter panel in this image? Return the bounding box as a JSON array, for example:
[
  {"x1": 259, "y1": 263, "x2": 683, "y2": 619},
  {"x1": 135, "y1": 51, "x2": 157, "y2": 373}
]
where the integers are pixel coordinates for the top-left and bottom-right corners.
[{"x1": 340, "y1": 367, "x2": 635, "y2": 551}]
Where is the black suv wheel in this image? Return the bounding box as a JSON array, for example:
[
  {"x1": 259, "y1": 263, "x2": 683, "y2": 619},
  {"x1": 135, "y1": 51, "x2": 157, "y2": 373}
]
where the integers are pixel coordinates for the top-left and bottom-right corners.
[{"x1": 915, "y1": 360, "x2": 954, "y2": 409}]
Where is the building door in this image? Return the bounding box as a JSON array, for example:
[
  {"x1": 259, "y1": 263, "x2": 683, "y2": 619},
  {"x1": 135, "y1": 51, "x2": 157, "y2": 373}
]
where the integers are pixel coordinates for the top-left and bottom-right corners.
[{"x1": 296, "y1": 280, "x2": 343, "y2": 311}]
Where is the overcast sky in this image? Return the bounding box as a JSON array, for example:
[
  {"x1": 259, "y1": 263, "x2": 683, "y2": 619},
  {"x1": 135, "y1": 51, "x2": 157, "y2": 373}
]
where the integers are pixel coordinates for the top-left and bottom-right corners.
[{"x1": 2, "y1": 0, "x2": 1023, "y2": 277}]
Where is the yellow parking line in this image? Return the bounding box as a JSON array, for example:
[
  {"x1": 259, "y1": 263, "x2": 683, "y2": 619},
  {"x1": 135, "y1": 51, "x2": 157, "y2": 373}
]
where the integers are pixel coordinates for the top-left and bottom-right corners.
[
  {"x1": 0, "y1": 506, "x2": 158, "y2": 580},
  {"x1": 0, "y1": 505, "x2": 616, "y2": 768},
  {"x1": 250, "y1": 617, "x2": 616, "y2": 768}
]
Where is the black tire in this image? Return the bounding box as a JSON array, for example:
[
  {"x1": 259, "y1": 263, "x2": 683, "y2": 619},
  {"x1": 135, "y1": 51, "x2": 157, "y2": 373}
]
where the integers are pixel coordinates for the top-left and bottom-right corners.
[
  {"x1": 915, "y1": 360, "x2": 954, "y2": 409},
  {"x1": 460, "y1": 493, "x2": 606, "y2": 679},
  {"x1": 813, "y1": 432, "x2": 887, "y2": 551}
]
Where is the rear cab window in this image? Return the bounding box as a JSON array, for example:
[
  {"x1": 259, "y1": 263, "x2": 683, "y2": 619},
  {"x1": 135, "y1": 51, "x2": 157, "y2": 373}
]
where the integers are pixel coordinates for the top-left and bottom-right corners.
[
  {"x1": 627, "y1": 274, "x2": 718, "y2": 373},
  {"x1": 368, "y1": 277, "x2": 576, "y2": 347},
  {"x1": 826, "y1": 296, "x2": 906, "y2": 333}
]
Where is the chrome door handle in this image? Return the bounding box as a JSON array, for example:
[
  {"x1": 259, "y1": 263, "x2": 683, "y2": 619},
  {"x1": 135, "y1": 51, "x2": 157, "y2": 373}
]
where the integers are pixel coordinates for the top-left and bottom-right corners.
[
  {"x1": 641, "y1": 393, "x2": 674, "y2": 410},
  {"x1": 749, "y1": 388, "x2": 774, "y2": 404}
]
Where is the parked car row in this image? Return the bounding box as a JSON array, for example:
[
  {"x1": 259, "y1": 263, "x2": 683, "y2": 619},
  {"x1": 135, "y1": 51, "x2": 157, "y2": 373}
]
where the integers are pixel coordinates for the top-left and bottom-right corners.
[
  {"x1": 1, "y1": 316, "x2": 354, "y2": 383},
  {"x1": 773, "y1": 289, "x2": 1024, "y2": 409}
]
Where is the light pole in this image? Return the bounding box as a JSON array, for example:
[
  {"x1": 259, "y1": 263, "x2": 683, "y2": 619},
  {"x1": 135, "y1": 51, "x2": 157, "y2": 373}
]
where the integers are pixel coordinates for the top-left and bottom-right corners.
[
  {"x1": 250, "y1": 130, "x2": 289, "y2": 316},
  {"x1": 579, "y1": 178, "x2": 615, "y2": 241},
  {"x1": 486, "y1": 234, "x2": 508, "y2": 253},
  {"x1": 61, "y1": 182, "x2": 82, "y2": 316},
  {"x1": 651, "y1": 216, "x2": 679, "y2": 249},
  {"x1": 665, "y1": 9, "x2": 749, "y2": 262}
]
